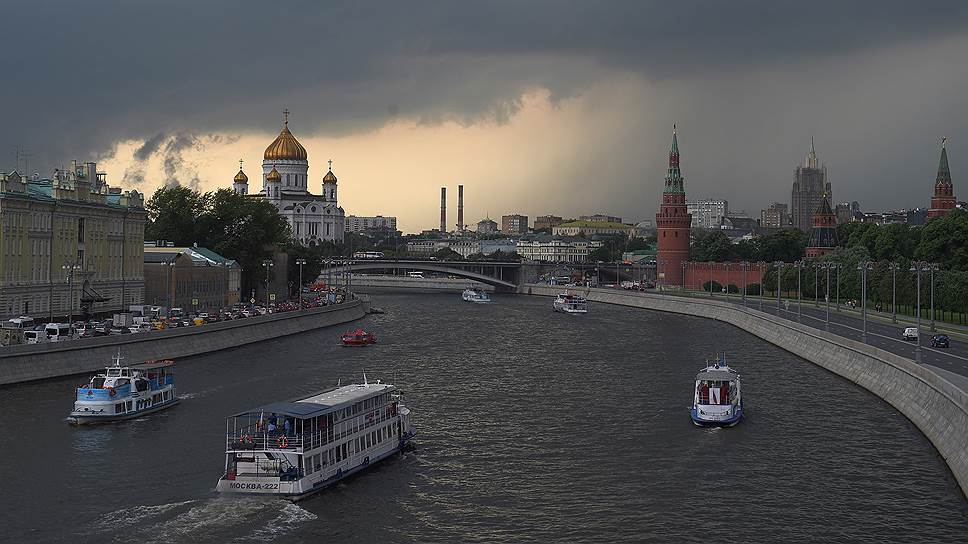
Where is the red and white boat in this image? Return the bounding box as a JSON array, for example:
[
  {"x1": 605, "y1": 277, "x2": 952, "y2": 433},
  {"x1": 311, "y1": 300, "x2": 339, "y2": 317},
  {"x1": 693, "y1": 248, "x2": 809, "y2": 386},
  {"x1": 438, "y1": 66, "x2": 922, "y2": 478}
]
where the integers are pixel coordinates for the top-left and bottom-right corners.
[{"x1": 341, "y1": 329, "x2": 377, "y2": 346}]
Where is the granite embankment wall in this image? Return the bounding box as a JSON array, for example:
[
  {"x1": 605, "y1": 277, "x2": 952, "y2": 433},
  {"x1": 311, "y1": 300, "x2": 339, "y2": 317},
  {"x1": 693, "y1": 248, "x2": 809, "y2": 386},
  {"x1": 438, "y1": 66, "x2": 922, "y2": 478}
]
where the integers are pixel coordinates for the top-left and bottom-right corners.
[
  {"x1": 0, "y1": 299, "x2": 368, "y2": 386},
  {"x1": 351, "y1": 275, "x2": 490, "y2": 292},
  {"x1": 524, "y1": 284, "x2": 968, "y2": 497}
]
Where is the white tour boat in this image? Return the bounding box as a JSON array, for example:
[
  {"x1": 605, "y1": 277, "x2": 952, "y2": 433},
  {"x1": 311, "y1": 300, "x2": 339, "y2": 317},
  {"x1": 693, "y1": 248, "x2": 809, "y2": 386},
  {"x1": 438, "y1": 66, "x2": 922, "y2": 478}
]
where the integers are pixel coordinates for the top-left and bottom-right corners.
[
  {"x1": 462, "y1": 288, "x2": 491, "y2": 303},
  {"x1": 553, "y1": 292, "x2": 587, "y2": 314},
  {"x1": 216, "y1": 378, "x2": 415, "y2": 500},
  {"x1": 69, "y1": 355, "x2": 178, "y2": 424},
  {"x1": 690, "y1": 355, "x2": 743, "y2": 427}
]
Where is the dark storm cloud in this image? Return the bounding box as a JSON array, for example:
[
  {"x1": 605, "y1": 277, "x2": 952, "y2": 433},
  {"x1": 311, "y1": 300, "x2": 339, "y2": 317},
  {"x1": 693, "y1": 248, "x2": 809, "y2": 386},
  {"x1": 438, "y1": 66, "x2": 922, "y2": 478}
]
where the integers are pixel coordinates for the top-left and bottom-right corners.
[{"x1": 2, "y1": 0, "x2": 966, "y2": 170}]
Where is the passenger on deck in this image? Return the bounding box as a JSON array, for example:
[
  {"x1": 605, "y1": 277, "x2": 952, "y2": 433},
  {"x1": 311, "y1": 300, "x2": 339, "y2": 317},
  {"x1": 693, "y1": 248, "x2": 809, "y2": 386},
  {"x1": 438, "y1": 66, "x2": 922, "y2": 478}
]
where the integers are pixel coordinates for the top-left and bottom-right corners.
[
  {"x1": 284, "y1": 418, "x2": 291, "y2": 436},
  {"x1": 267, "y1": 420, "x2": 277, "y2": 433}
]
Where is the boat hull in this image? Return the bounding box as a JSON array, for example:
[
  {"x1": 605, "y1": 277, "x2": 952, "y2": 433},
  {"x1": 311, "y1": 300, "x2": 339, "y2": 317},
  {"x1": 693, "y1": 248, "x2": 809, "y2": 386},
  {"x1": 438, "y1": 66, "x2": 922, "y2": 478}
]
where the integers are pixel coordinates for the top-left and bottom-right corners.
[
  {"x1": 216, "y1": 433, "x2": 415, "y2": 501},
  {"x1": 68, "y1": 397, "x2": 179, "y2": 425},
  {"x1": 690, "y1": 405, "x2": 743, "y2": 427}
]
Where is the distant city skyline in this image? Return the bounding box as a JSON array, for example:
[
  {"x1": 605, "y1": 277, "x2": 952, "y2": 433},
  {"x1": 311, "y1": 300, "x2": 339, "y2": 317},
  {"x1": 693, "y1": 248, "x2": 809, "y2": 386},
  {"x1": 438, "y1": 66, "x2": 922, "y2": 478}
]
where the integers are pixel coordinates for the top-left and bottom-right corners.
[{"x1": 3, "y1": 2, "x2": 967, "y2": 233}]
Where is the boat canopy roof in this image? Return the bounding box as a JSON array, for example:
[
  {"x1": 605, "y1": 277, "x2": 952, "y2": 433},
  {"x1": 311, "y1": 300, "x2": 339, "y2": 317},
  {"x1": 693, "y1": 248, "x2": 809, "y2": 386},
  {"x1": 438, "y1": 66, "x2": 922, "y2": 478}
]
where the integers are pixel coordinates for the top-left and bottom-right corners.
[
  {"x1": 696, "y1": 367, "x2": 738, "y2": 382},
  {"x1": 233, "y1": 383, "x2": 396, "y2": 419},
  {"x1": 130, "y1": 360, "x2": 175, "y2": 370}
]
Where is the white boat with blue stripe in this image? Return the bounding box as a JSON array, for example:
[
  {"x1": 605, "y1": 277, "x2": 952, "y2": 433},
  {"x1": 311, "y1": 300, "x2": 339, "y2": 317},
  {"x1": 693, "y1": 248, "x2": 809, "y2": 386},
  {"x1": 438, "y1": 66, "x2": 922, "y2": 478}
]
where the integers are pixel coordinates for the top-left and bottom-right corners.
[
  {"x1": 68, "y1": 354, "x2": 178, "y2": 425},
  {"x1": 216, "y1": 377, "x2": 414, "y2": 501},
  {"x1": 690, "y1": 355, "x2": 743, "y2": 427},
  {"x1": 462, "y1": 288, "x2": 491, "y2": 303}
]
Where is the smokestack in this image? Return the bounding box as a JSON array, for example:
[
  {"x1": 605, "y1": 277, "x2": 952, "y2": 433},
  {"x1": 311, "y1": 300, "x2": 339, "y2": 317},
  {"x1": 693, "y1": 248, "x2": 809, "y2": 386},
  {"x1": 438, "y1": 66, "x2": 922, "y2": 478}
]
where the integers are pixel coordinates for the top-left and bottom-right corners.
[
  {"x1": 458, "y1": 184, "x2": 464, "y2": 232},
  {"x1": 440, "y1": 187, "x2": 447, "y2": 233}
]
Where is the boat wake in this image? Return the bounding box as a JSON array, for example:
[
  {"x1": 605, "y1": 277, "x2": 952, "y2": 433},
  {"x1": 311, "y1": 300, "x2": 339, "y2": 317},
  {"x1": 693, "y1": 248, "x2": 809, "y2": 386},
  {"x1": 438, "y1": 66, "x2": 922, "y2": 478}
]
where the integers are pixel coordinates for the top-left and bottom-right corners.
[{"x1": 89, "y1": 497, "x2": 316, "y2": 543}]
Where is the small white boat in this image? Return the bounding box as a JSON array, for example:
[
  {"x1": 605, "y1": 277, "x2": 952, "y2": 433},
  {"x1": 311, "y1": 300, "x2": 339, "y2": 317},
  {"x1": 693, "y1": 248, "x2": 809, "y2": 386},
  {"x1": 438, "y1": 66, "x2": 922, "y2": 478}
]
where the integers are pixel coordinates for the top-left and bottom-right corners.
[
  {"x1": 462, "y1": 288, "x2": 491, "y2": 303},
  {"x1": 553, "y1": 292, "x2": 587, "y2": 314},
  {"x1": 216, "y1": 379, "x2": 414, "y2": 500},
  {"x1": 690, "y1": 355, "x2": 743, "y2": 427},
  {"x1": 68, "y1": 354, "x2": 178, "y2": 424}
]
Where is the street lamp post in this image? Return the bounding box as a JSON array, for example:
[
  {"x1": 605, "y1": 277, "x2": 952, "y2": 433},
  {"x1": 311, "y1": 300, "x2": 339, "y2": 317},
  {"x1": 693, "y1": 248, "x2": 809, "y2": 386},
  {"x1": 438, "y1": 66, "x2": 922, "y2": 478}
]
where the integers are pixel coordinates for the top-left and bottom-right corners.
[
  {"x1": 262, "y1": 259, "x2": 274, "y2": 306},
  {"x1": 820, "y1": 262, "x2": 837, "y2": 331},
  {"x1": 888, "y1": 262, "x2": 900, "y2": 324},
  {"x1": 165, "y1": 260, "x2": 176, "y2": 311},
  {"x1": 774, "y1": 261, "x2": 783, "y2": 311},
  {"x1": 794, "y1": 260, "x2": 805, "y2": 322},
  {"x1": 708, "y1": 262, "x2": 714, "y2": 297},
  {"x1": 681, "y1": 261, "x2": 688, "y2": 293},
  {"x1": 911, "y1": 261, "x2": 926, "y2": 363},
  {"x1": 858, "y1": 261, "x2": 874, "y2": 344},
  {"x1": 929, "y1": 263, "x2": 939, "y2": 332},
  {"x1": 757, "y1": 261, "x2": 766, "y2": 311},
  {"x1": 295, "y1": 258, "x2": 307, "y2": 308},
  {"x1": 739, "y1": 261, "x2": 750, "y2": 306},
  {"x1": 835, "y1": 264, "x2": 841, "y2": 312},
  {"x1": 813, "y1": 264, "x2": 819, "y2": 307},
  {"x1": 62, "y1": 262, "x2": 81, "y2": 329}
]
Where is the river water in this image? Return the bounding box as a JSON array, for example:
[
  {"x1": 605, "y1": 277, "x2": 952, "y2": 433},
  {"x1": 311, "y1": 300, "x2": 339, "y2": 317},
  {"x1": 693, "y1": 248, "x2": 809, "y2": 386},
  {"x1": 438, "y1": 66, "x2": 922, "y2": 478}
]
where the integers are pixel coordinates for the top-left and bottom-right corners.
[{"x1": 1, "y1": 291, "x2": 966, "y2": 543}]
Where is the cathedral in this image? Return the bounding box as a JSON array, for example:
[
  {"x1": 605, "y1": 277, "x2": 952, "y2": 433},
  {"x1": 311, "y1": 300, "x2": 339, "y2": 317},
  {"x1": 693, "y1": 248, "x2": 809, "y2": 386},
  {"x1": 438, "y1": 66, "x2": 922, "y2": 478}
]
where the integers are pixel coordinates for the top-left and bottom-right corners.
[{"x1": 232, "y1": 111, "x2": 345, "y2": 245}]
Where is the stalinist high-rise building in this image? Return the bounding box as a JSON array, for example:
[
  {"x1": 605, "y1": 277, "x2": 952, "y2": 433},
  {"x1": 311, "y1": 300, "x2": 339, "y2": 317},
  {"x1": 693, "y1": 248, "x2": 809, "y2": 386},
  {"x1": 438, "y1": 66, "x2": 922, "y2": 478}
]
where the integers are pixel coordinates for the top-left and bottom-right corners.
[
  {"x1": 656, "y1": 126, "x2": 691, "y2": 288},
  {"x1": 791, "y1": 139, "x2": 832, "y2": 232},
  {"x1": 231, "y1": 110, "x2": 345, "y2": 245}
]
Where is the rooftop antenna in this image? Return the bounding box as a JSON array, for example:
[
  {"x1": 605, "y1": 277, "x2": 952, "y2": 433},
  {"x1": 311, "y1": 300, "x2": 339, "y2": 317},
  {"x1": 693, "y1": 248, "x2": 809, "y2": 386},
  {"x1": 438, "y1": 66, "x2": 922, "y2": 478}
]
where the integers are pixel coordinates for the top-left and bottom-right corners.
[{"x1": 328, "y1": 158, "x2": 333, "y2": 172}]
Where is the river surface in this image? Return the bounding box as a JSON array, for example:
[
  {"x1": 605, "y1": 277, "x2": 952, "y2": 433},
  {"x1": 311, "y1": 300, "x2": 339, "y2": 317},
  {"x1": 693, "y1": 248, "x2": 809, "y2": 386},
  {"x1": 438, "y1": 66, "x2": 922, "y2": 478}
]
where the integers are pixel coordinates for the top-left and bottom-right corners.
[{"x1": 1, "y1": 291, "x2": 966, "y2": 543}]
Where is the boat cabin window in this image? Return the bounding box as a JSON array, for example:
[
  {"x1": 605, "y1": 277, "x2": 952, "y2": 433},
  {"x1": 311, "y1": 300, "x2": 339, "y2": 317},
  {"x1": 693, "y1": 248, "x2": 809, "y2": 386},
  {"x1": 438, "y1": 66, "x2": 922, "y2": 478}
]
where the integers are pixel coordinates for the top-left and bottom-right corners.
[
  {"x1": 92, "y1": 377, "x2": 105, "y2": 389},
  {"x1": 107, "y1": 368, "x2": 121, "y2": 377}
]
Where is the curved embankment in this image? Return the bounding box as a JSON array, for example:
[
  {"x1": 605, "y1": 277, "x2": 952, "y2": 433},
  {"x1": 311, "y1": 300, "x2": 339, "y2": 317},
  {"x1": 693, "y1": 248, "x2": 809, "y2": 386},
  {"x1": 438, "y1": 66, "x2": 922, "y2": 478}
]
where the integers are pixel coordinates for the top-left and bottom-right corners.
[
  {"x1": 524, "y1": 284, "x2": 968, "y2": 497},
  {"x1": 0, "y1": 299, "x2": 368, "y2": 386}
]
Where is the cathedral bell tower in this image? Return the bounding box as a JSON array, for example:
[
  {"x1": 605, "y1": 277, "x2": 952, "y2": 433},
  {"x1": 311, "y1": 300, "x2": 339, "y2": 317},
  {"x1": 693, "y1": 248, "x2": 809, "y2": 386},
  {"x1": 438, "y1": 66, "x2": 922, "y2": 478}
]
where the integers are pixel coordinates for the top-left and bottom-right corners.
[
  {"x1": 322, "y1": 159, "x2": 338, "y2": 203},
  {"x1": 655, "y1": 125, "x2": 692, "y2": 288},
  {"x1": 233, "y1": 159, "x2": 248, "y2": 195}
]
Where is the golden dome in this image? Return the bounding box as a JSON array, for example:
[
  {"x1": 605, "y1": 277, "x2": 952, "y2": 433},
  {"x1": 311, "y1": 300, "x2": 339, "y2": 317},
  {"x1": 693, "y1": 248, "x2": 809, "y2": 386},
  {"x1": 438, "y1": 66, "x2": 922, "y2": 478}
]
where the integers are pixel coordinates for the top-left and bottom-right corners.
[
  {"x1": 264, "y1": 114, "x2": 307, "y2": 161},
  {"x1": 234, "y1": 168, "x2": 248, "y2": 183},
  {"x1": 322, "y1": 170, "x2": 337, "y2": 183},
  {"x1": 266, "y1": 167, "x2": 281, "y2": 183}
]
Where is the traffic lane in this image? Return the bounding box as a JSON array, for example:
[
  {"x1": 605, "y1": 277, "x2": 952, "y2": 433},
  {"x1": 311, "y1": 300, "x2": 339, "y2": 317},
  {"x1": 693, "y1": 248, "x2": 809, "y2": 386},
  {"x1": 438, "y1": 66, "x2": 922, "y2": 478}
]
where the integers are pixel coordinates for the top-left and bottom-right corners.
[
  {"x1": 790, "y1": 304, "x2": 968, "y2": 359},
  {"x1": 748, "y1": 302, "x2": 968, "y2": 378},
  {"x1": 746, "y1": 299, "x2": 968, "y2": 360}
]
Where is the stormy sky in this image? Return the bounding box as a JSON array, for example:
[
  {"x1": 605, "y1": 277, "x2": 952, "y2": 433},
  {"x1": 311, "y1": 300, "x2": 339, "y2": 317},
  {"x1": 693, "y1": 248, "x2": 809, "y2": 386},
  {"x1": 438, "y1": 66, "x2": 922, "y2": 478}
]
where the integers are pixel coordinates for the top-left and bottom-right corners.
[{"x1": 3, "y1": 1, "x2": 968, "y2": 232}]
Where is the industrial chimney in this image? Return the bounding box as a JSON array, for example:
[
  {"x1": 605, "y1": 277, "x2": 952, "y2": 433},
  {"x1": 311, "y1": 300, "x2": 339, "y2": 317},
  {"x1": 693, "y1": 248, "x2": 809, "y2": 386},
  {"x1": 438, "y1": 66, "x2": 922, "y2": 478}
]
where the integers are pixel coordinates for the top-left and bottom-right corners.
[
  {"x1": 457, "y1": 184, "x2": 464, "y2": 232},
  {"x1": 440, "y1": 187, "x2": 447, "y2": 233}
]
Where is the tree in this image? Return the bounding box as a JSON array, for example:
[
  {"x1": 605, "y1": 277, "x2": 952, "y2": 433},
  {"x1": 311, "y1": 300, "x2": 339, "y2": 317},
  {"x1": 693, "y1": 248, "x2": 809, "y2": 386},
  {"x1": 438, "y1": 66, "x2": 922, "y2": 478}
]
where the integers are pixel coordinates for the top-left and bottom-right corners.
[
  {"x1": 145, "y1": 185, "x2": 207, "y2": 244},
  {"x1": 144, "y1": 187, "x2": 292, "y2": 297},
  {"x1": 757, "y1": 228, "x2": 808, "y2": 262},
  {"x1": 690, "y1": 230, "x2": 735, "y2": 261},
  {"x1": 433, "y1": 247, "x2": 462, "y2": 260},
  {"x1": 915, "y1": 209, "x2": 968, "y2": 270}
]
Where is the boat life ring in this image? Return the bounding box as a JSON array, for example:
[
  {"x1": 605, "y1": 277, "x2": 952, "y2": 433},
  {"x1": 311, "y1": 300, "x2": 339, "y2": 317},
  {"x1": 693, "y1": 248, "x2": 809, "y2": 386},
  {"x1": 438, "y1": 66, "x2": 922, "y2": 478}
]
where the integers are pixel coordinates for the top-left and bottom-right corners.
[
  {"x1": 240, "y1": 434, "x2": 253, "y2": 446},
  {"x1": 276, "y1": 436, "x2": 289, "y2": 449},
  {"x1": 107, "y1": 387, "x2": 117, "y2": 398}
]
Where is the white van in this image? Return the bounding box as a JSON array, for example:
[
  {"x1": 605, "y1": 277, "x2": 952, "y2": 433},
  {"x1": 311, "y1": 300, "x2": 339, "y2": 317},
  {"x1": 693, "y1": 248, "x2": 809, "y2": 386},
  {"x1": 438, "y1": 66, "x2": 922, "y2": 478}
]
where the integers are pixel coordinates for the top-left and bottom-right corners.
[
  {"x1": 408, "y1": 272, "x2": 424, "y2": 278},
  {"x1": 45, "y1": 323, "x2": 72, "y2": 342},
  {"x1": 903, "y1": 327, "x2": 919, "y2": 341},
  {"x1": 24, "y1": 329, "x2": 46, "y2": 344}
]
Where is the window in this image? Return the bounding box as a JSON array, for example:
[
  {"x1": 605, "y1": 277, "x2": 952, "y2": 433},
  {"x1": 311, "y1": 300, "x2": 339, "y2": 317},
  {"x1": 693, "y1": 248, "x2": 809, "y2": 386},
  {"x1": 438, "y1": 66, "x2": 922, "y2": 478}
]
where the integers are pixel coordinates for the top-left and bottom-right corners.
[{"x1": 77, "y1": 218, "x2": 85, "y2": 243}]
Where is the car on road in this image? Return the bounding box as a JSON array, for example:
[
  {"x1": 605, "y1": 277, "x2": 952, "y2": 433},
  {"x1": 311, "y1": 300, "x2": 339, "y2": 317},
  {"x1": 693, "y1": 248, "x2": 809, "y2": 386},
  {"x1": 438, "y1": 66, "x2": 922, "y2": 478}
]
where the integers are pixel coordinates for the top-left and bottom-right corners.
[
  {"x1": 931, "y1": 334, "x2": 950, "y2": 348},
  {"x1": 903, "y1": 327, "x2": 919, "y2": 341}
]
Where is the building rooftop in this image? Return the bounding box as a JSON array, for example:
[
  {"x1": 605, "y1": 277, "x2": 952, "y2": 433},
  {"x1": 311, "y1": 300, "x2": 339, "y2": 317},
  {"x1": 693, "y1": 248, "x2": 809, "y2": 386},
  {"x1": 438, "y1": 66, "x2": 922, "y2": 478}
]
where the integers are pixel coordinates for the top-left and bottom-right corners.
[{"x1": 556, "y1": 220, "x2": 630, "y2": 230}]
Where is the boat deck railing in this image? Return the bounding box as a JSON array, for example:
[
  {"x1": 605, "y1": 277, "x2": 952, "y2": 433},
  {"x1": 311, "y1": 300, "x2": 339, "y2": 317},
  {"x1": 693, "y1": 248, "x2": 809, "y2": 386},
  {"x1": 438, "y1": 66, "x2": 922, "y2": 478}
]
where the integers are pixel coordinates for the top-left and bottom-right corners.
[{"x1": 227, "y1": 432, "x2": 307, "y2": 451}]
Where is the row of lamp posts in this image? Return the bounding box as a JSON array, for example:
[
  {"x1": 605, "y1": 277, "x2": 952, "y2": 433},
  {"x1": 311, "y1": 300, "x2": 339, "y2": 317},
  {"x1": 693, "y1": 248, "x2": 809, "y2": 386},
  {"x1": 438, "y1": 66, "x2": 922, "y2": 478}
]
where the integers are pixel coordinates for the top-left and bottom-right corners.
[{"x1": 742, "y1": 259, "x2": 941, "y2": 362}]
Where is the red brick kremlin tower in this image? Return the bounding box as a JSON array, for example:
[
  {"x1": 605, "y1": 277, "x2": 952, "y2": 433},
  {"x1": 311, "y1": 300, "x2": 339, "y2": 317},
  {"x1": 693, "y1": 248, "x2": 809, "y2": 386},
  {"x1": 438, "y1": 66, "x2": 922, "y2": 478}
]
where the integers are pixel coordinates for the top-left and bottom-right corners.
[
  {"x1": 805, "y1": 194, "x2": 838, "y2": 258},
  {"x1": 656, "y1": 125, "x2": 692, "y2": 287},
  {"x1": 928, "y1": 137, "x2": 956, "y2": 219}
]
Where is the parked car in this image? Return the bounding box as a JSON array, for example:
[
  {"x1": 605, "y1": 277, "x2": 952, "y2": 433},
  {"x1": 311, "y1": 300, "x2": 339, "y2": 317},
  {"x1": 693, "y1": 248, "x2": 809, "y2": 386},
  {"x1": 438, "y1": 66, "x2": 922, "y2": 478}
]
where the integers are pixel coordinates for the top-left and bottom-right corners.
[
  {"x1": 903, "y1": 327, "x2": 919, "y2": 341},
  {"x1": 931, "y1": 334, "x2": 950, "y2": 348},
  {"x1": 109, "y1": 327, "x2": 131, "y2": 335}
]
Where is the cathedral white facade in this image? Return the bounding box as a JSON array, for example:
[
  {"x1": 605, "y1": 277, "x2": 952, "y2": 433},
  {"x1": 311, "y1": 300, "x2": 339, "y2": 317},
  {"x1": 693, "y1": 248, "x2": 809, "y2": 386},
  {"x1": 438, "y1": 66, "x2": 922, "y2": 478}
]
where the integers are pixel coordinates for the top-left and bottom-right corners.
[{"x1": 232, "y1": 112, "x2": 345, "y2": 245}]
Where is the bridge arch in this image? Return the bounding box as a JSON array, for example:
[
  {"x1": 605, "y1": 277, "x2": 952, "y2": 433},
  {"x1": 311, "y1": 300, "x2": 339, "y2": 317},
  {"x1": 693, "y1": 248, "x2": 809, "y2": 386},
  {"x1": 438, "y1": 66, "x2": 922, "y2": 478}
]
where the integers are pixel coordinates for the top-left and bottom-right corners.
[{"x1": 323, "y1": 260, "x2": 518, "y2": 290}]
